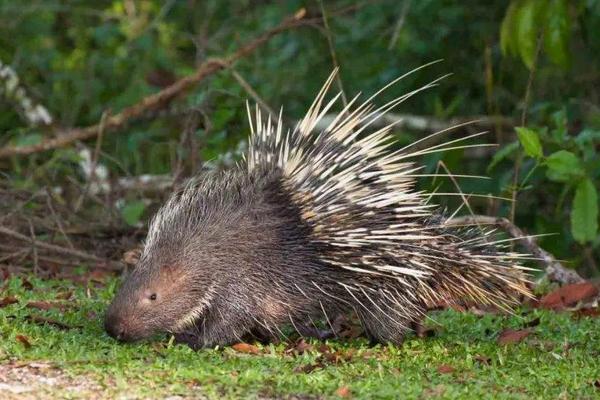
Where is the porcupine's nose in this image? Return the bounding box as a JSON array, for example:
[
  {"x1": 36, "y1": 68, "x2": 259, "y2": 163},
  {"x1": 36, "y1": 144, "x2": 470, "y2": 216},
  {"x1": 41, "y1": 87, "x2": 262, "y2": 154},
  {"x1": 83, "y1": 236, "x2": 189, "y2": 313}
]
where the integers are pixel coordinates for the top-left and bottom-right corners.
[{"x1": 104, "y1": 313, "x2": 127, "y2": 341}]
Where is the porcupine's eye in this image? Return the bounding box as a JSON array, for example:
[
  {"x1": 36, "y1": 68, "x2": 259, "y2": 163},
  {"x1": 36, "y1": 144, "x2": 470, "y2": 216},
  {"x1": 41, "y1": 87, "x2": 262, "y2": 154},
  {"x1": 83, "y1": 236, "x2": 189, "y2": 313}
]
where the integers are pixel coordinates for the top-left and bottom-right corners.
[{"x1": 149, "y1": 293, "x2": 157, "y2": 301}]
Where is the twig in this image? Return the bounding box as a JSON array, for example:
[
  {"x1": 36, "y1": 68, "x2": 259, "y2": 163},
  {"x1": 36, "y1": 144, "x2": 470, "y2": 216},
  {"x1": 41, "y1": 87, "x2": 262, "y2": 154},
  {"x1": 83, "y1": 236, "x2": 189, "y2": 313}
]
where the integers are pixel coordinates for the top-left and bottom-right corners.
[
  {"x1": 229, "y1": 68, "x2": 277, "y2": 117},
  {"x1": 318, "y1": 0, "x2": 348, "y2": 108},
  {"x1": 45, "y1": 188, "x2": 75, "y2": 250},
  {"x1": 0, "y1": 9, "x2": 312, "y2": 159},
  {"x1": 0, "y1": 226, "x2": 122, "y2": 270},
  {"x1": 27, "y1": 220, "x2": 39, "y2": 274},
  {"x1": 388, "y1": 0, "x2": 411, "y2": 50},
  {"x1": 510, "y1": 33, "x2": 543, "y2": 224},
  {"x1": 446, "y1": 215, "x2": 585, "y2": 285}
]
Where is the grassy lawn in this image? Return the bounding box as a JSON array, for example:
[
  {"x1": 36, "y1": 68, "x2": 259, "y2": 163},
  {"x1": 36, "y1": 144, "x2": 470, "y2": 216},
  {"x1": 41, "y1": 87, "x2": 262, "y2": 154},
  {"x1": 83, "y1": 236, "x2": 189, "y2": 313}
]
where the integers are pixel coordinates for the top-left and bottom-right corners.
[{"x1": 1, "y1": 275, "x2": 599, "y2": 399}]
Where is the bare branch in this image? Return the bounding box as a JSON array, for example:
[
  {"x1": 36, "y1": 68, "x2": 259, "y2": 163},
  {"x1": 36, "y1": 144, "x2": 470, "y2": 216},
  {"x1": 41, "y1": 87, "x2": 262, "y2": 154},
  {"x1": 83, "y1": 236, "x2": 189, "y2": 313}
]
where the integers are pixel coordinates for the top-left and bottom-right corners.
[
  {"x1": 0, "y1": 226, "x2": 122, "y2": 270},
  {"x1": 446, "y1": 215, "x2": 585, "y2": 285},
  {"x1": 0, "y1": 9, "x2": 312, "y2": 159}
]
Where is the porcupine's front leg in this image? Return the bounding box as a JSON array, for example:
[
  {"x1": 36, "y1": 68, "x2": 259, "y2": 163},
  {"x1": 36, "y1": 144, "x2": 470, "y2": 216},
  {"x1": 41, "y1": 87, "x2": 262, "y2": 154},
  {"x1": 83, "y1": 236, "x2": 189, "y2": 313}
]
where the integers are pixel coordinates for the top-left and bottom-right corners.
[{"x1": 174, "y1": 300, "x2": 256, "y2": 349}]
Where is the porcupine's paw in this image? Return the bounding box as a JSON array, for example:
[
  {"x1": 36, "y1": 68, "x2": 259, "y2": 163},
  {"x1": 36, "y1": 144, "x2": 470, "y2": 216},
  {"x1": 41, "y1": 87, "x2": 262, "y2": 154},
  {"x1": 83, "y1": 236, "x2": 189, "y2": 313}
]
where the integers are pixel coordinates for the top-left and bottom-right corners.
[{"x1": 174, "y1": 330, "x2": 204, "y2": 350}]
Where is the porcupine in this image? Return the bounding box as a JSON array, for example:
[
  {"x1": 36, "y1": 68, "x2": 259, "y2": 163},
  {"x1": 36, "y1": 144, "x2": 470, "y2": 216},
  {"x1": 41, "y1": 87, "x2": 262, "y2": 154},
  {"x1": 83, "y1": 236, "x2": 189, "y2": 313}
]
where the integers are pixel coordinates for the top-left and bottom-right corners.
[{"x1": 104, "y1": 67, "x2": 532, "y2": 349}]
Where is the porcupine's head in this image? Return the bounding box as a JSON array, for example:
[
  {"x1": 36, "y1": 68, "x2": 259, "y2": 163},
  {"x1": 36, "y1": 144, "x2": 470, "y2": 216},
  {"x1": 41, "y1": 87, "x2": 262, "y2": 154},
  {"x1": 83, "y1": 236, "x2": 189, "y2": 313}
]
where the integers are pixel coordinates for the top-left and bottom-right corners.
[{"x1": 104, "y1": 169, "x2": 273, "y2": 342}]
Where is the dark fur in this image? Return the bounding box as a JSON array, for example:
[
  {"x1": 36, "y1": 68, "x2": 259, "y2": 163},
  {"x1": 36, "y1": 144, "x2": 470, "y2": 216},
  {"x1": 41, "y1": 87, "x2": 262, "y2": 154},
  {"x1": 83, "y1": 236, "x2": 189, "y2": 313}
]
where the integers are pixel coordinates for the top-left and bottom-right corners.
[{"x1": 105, "y1": 167, "x2": 436, "y2": 347}]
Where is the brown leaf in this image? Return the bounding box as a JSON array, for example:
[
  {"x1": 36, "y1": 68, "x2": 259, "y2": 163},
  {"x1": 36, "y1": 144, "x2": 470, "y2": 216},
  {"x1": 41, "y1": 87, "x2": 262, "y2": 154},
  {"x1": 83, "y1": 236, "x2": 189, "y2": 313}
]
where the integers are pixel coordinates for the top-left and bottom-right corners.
[
  {"x1": 539, "y1": 282, "x2": 599, "y2": 310},
  {"x1": 26, "y1": 300, "x2": 68, "y2": 311},
  {"x1": 0, "y1": 296, "x2": 18, "y2": 308},
  {"x1": 474, "y1": 355, "x2": 491, "y2": 366},
  {"x1": 55, "y1": 291, "x2": 73, "y2": 300},
  {"x1": 335, "y1": 386, "x2": 351, "y2": 398},
  {"x1": 285, "y1": 338, "x2": 314, "y2": 355},
  {"x1": 231, "y1": 343, "x2": 260, "y2": 355},
  {"x1": 317, "y1": 343, "x2": 333, "y2": 354},
  {"x1": 498, "y1": 328, "x2": 531, "y2": 345},
  {"x1": 437, "y1": 364, "x2": 455, "y2": 374},
  {"x1": 15, "y1": 334, "x2": 32, "y2": 349}
]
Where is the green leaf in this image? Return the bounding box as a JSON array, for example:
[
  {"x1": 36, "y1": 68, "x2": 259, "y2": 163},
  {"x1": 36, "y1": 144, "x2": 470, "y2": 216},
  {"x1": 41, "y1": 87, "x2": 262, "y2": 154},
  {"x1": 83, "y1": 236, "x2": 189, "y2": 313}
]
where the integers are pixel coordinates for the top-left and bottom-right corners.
[
  {"x1": 488, "y1": 141, "x2": 519, "y2": 172},
  {"x1": 571, "y1": 178, "x2": 598, "y2": 243},
  {"x1": 500, "y1": 1, "x2": 521, "y2": 56},
  {"x1": 545, "y1": 150, "x2": 584, "y2": 182},
  {"x1": 544, "y1": 0, "x2": 571, "y2": 68},
  {"x1": 121, "y1": 200, "x2": 146, "y2": 226},
  {"x1": 515, "y1": 0, "x2": 546, "y2": 69},
  {"x1": 516, "y1": 127, "x2": 543, "y2": 159}
]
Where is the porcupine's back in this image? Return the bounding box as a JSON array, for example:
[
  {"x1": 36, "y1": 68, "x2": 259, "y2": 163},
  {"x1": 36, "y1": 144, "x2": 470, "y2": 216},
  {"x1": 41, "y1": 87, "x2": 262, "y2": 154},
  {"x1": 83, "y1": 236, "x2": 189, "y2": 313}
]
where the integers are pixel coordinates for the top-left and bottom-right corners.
[{"x1": 240, "y1": 67, "x2": 532, "y2": 344}]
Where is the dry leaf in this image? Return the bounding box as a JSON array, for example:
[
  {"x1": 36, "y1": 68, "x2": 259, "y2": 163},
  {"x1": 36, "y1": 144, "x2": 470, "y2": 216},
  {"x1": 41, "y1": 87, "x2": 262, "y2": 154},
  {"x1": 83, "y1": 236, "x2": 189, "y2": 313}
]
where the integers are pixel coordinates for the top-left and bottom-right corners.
[
  {"x1": 539, "y1": 282, "x2": 599, "y2": 310},
  {"x1": 15, "y1": 334, "x2": 32, "y2": 349},
  {"x1": 26, "y1": 300, "x2": 68, "y2": 311},
  {"x1": 498, "y1": 328, "x2": 531, "y2": 345},
  {"x1": 0, "y1": 296, "x2": 18, "y2": 308},
  {"x1": 437, "y1": 364, "x2": 455, "y2": 374},
  {"x1": 285, "y1": 338, "x2": 314, "y2": 355},
  {"x1": 55, "y1": 291, "x2": 73, "y2": 300},
  {"x1": 231, "y1": 343, "x2": 260, "y2": 355}
]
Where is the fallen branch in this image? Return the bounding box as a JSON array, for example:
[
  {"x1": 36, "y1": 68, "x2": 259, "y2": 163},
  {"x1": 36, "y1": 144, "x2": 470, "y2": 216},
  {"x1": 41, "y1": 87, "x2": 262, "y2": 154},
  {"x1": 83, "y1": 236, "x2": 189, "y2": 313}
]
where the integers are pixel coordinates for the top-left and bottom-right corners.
[
  {"x1": 0, "y1": 9, "x2": 311, "y2": 159},
  {"x1": 0, "y1": 226, "x2": 122, "y2": 270},
  {"x1": 446, "y1": 215, "x2": 585, "y2": 285}
]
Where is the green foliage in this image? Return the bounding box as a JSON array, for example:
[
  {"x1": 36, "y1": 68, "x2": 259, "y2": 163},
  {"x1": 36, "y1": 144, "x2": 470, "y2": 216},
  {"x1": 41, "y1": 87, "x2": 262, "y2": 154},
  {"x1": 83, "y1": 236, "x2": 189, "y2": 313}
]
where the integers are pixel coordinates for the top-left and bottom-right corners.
[
  {"x1": 1, "y1": 0, "x2": 599, "y2": 271},
  {"x1": 504, "y1": 120, "x2": 599, "y2": 245},
  {"x1": 120, "y1": 200, "x2": 146, "y2": 226},
  {"x1": 516, "y1": 126, "x2": 543, "y2": 159},
  {"x1": 545, "y1": 150, "x2": 584, "y2": 182},
  {"x1": 572, "y1": 179, "x2": 598, "y2": 244},
  {"x1": 500, "y1": 0, "x2": 573, "y2": 69}
]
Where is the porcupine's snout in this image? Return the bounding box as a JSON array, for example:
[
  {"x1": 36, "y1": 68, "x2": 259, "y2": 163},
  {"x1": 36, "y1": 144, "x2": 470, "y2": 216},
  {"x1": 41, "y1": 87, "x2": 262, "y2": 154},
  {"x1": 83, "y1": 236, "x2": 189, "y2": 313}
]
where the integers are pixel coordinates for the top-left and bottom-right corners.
[{"x1": 104, "y1": 309, "x2": 137, "y2": 342}]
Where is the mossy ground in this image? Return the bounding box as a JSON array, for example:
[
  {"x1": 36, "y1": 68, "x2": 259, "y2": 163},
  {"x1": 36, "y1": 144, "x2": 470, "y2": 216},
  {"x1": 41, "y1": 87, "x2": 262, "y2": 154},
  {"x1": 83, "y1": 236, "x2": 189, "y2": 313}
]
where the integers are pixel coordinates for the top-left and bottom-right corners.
[{"x1": 1, "y1": 275, "x2": 599, "y2": 399}]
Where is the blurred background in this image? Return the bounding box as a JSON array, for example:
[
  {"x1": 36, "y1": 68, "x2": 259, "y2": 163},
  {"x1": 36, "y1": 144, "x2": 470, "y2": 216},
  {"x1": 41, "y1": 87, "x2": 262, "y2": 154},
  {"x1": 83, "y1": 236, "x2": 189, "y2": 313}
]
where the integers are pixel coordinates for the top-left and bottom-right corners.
[{"x1": 0, "y1": 0, "x2": 598, "y2": 278}]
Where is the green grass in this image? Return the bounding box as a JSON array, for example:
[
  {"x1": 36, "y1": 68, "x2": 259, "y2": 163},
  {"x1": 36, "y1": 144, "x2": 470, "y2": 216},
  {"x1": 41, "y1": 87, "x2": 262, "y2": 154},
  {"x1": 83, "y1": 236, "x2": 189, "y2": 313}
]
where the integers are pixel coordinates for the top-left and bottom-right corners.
[{"x1": 1, "y1": 276, "x2": 599, "y2": 399}]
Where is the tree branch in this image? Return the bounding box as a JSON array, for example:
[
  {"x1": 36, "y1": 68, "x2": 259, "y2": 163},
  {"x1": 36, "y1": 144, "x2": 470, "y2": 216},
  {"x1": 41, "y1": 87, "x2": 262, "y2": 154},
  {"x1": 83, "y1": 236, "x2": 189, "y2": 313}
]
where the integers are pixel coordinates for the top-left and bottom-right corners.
[
  {"x1": 446, "y1": 215, "x2": 585, "y2": 285},
  {"x1": 0, "y1": 226, "x2": 122, "y2": 270},
  {"x1": 0, "y1": 9, "x2": 311, "y2": 159}
]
